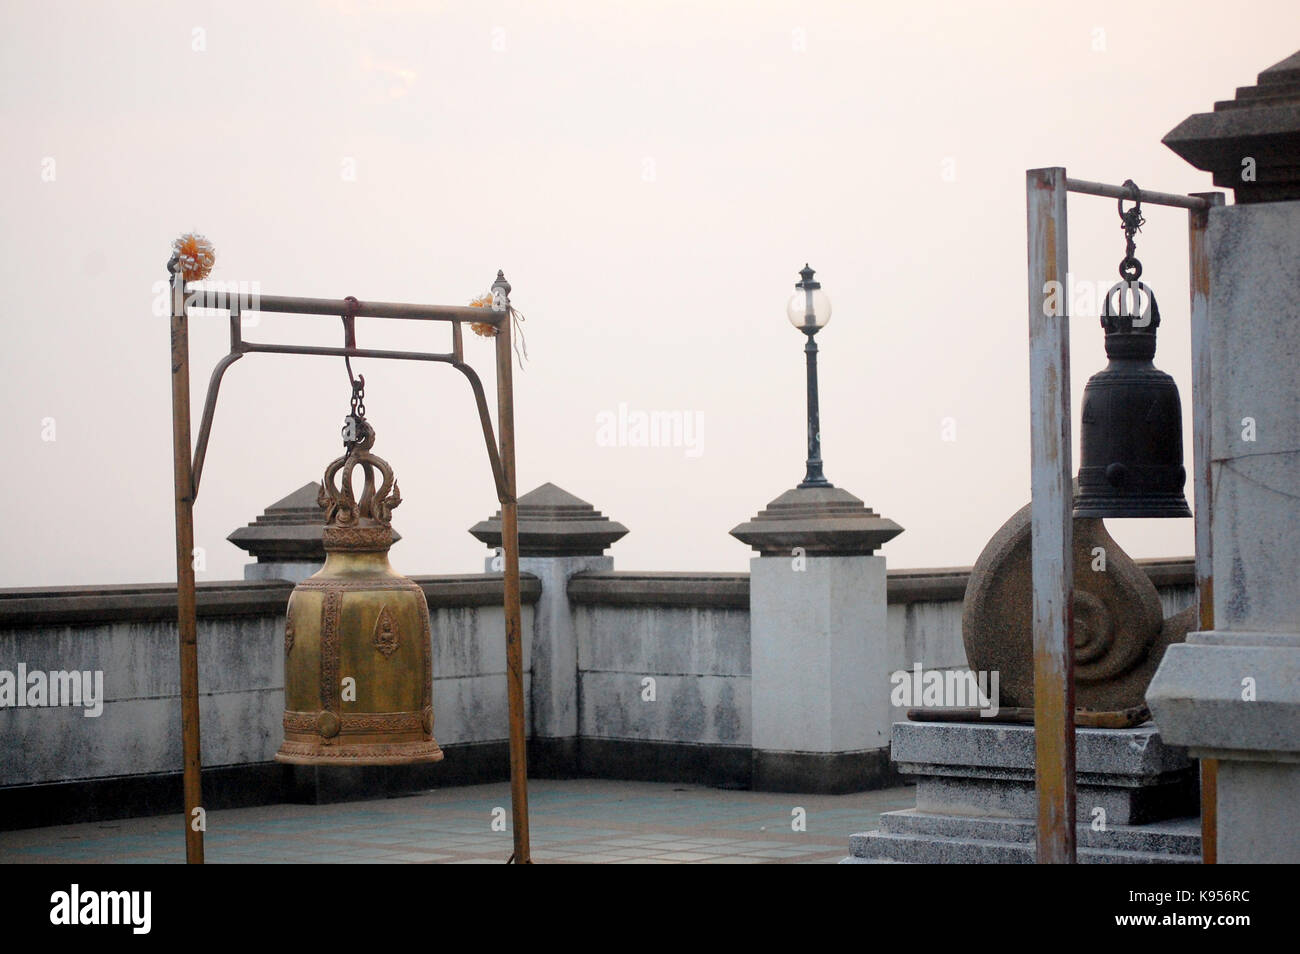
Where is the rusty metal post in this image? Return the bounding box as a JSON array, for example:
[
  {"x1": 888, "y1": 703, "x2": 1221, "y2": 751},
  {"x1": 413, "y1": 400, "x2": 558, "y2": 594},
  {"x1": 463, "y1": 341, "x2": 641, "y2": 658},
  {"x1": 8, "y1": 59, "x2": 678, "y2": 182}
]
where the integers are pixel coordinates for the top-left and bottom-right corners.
[
  {"x1": 492, "y1": 273, "x2": 531, "y2": 863},
  {"x1": 1189, "y1": 191, "x2": 1224, "y2": 863},
  {"x1": 1026, "y1": 167, "x2": 1076, "y2": 863},
  {"x1": 168, "y1": 268, "x2": 205, "y2": 864}
]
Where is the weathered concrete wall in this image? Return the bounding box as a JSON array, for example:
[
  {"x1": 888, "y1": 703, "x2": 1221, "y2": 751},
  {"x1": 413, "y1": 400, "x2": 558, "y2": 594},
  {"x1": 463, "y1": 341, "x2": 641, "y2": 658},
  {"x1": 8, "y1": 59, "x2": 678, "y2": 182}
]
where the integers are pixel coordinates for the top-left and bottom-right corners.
[
  {"x1": 887, "y1": 567, "x2": 973, "y2": 671},
  {"x1": 0, "y1": 577, "x2": 539, "y2": 792},
  {"x1": 0, "y1": 615, "x2": 282, "y2": 787},
  {"x1": 564, "y1": 564, "x2": 1194, "y2": 757},
  {"x1": 0, "y1": 559, "x2": 1195, "y2": 819},
  {"x1": 569, "y1": 574, "x2": 751, "y2": 749}
]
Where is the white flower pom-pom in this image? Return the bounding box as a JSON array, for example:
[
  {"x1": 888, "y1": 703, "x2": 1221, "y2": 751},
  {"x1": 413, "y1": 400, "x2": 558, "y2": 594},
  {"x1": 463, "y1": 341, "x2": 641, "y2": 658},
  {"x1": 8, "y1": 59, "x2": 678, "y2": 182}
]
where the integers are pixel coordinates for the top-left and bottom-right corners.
[{"x1": 172, "y1": 233, "x2": 216, "y2": 282}]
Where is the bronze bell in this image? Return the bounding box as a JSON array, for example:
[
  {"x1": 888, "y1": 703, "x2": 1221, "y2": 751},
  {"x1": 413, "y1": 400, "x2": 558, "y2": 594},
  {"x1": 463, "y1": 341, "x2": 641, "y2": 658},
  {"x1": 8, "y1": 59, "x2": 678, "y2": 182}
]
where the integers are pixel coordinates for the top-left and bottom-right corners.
[
  {"x1": 1073, "y1": 279, "x2": 1192, "y2": 519},
  {"x1": 276, "y1": 421, "x2": 443, "y2": 765}
]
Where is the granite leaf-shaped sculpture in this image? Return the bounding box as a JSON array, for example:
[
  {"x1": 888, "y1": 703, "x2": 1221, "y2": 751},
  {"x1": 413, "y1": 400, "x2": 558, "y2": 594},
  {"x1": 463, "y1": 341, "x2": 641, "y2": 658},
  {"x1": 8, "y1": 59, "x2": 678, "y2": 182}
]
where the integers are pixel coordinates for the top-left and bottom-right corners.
[{"x1": 961, "y1": 501, "x2": 1196, "y2": 711}]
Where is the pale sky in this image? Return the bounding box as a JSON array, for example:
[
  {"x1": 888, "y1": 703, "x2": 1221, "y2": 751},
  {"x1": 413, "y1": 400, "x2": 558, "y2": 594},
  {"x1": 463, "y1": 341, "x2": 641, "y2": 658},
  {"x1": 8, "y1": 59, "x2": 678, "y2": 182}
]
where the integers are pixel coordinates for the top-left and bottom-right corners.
[{"x1": 3, "y1": 1, "x2": 1296, "y2": 587}]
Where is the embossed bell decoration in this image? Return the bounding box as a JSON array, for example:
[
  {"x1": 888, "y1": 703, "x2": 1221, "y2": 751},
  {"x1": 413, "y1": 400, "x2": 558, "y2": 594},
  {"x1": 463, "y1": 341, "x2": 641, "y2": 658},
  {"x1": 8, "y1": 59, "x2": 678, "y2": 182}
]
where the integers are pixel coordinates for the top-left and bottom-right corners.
[
  {"x1": 276, "y1": 413, "x2": 442, "y2": 765},
  {"x1": 1074, "y1": 185, "x2": 1191, "y2": 519}
]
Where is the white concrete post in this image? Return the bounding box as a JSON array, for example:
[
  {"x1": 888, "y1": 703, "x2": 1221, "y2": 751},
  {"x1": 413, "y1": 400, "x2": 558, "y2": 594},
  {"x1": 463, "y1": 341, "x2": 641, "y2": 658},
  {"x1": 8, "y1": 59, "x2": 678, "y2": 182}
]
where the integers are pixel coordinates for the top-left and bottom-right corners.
[
  {"x1": 469, "y1": 482, "x2": 627, "y2": 773},
  {"x1": 732, "y1": 485, "x2": 901, "y2": 792},
  {"x1": 1151, "y1": 53, "x2": 1300, "y2": 862}
]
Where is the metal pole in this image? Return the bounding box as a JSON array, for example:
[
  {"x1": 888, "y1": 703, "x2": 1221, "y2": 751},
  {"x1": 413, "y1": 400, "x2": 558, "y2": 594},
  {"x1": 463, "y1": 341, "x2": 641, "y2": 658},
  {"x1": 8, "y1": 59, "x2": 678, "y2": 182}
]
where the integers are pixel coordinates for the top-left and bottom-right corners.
[
  {"x1": 1189, "y1": 191, "x2": 1224, "y2": 863},
  {"x1": 183, "y1": 290, "x2": 500, "y2": 325},
  {"x1": 1065, "y1": 178, "x2": 1212, "y2": 211},
  {"x1": 800, "y1": 330, "x2": 830, "y2": 487},
  {"x1": 1026, "y1": 167, "x2": 1076, "y2": 863},
  {"x1": 493, "y1": 273, "x2": 531, "y2": 863},
  {"x1": 168, "y1": 268, "x2": 205, "y2": 864}
]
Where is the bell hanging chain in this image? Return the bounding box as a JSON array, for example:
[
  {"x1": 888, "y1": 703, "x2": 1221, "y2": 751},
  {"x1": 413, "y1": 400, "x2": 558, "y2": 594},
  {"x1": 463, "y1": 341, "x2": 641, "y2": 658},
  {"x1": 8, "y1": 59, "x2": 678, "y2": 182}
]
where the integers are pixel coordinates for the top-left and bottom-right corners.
[
  {"x1": 1117, "y1": 179, "x2": 1146, "y2": 281},
  {"x1": 342, "y1": 373, "x2": 368, "y2": 449},
  {"x1": 341, "y1": 297, "x2": 369, "y2": 450}
]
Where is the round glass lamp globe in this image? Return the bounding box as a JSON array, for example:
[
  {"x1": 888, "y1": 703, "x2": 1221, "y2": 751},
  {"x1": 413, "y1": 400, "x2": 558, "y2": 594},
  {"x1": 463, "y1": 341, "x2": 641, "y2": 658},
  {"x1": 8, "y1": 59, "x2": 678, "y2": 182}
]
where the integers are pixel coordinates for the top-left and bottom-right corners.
[{"x1": 786, "y1": 287, "x2": 831, "y2": 330}]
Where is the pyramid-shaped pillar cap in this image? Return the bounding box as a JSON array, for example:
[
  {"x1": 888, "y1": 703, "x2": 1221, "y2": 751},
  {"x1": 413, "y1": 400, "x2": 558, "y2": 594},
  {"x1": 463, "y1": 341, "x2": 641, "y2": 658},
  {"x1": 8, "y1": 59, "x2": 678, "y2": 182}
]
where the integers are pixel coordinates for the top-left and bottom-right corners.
[
  {"x1": 730, "y1": 485, "x2": 903, "y2": 556},
  {"x1": 469, "y1": 482, "x2": 629, "y2": 557},
  {"x1": 1164, "y1": 49, "x2": 1300, "y2": 203}
]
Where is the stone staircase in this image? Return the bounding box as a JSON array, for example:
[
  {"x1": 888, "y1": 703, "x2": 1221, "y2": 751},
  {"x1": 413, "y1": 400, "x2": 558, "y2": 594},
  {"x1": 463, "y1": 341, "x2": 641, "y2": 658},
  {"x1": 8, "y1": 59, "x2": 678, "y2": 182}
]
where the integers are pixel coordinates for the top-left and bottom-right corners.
[{"x1": 842, "y1": 720, "x2": 1202, "y2": 864}]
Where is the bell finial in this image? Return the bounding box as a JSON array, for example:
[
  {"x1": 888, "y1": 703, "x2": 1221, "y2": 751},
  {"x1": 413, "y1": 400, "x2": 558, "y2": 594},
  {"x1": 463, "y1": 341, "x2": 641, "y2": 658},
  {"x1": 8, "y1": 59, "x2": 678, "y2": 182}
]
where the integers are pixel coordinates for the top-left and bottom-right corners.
[
  {"x1": 318, "y1": 422, "x2": 402, "y2": 551},
  {"x1": 1099, "y1": 279, "x2": 1162, "y2": 361}
]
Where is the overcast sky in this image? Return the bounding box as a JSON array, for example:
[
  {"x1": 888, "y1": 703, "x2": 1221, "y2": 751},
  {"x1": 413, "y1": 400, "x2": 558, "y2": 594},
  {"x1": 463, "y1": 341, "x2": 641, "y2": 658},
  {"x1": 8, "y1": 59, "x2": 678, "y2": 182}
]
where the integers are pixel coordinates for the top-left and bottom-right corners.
[{"x1": 3, "y1": 1, "x2": 1296, "y2": 587}]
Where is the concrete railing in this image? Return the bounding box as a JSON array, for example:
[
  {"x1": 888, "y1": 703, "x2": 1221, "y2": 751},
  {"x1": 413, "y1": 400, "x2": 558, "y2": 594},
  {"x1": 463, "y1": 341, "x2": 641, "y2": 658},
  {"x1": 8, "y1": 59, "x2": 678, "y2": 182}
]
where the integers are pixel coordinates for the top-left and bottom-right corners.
[{"x1": 0, "y1": 559, "x2": 1194, "y2": 826}]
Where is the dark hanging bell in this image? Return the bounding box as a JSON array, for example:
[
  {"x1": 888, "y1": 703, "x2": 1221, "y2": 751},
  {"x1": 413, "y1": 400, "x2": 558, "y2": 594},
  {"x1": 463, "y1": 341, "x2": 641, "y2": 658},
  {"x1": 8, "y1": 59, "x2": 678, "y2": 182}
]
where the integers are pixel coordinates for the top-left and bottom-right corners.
[{"x1": 1073, "y1": 277, "x2": 1192, "y2": 518}]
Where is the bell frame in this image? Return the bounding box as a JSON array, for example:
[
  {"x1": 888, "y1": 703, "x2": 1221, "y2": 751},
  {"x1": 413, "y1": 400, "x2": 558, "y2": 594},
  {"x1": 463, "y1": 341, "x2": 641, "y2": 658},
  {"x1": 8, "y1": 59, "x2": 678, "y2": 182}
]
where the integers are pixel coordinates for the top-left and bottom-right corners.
[
  {"x1": 1025, "y1": 170, "x2": 1224, "y2": 864},
  {"x1": 167, "y1": 271, "x2": 532, "y2": 864}
]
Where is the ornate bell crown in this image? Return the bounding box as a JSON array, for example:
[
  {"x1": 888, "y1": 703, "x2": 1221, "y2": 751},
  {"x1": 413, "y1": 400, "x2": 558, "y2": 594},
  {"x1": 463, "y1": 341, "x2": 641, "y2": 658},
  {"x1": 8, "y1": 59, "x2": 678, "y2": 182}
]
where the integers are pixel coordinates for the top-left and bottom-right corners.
[
  {"x1": 317, "y1": 421, "x2": 402, "y2": 552},
  {"x1": 1100, "y1": 279, "x2": 1161, "y2": 361}
]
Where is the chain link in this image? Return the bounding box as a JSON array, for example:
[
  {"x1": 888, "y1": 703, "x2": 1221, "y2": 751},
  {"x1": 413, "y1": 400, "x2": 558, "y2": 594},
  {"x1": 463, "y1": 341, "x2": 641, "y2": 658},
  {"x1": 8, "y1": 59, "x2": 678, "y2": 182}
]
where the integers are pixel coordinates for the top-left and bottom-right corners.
[
  {"x1": 1117, "y1": 179, "x2": 1145, "y2": 281},
  {"x1": 349, "y1": 372, "x2": 365, "y2": 421}
]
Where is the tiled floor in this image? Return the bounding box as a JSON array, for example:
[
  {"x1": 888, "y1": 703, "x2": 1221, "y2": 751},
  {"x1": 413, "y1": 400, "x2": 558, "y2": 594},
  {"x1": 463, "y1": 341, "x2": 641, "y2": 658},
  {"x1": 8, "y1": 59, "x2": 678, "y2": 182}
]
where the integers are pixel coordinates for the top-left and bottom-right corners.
[{"x1": 0, "y1": 779, "x2": 916, "y2": 864}]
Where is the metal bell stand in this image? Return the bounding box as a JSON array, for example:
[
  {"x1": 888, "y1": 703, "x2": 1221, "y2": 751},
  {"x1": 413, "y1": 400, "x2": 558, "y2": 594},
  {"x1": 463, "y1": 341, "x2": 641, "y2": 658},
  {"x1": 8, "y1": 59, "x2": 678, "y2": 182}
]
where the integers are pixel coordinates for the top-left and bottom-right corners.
[
  {"x1": 1025, "y1": 169, "x2": 1223, "y2": 863},
  {"x1": 167, "y1": 267, "x2": 532, "y2": 863}
]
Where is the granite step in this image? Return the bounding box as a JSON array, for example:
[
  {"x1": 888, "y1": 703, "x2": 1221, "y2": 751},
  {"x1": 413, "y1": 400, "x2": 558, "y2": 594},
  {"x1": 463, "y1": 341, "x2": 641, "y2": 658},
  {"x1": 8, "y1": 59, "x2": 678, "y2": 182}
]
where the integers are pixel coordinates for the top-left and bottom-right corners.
[
  {"x1": 868, "y1": 809, "x2": 1200, "y2": 856},
  {"x1": 850, "y1": 828, "x2": 1199, "y2": 864}
]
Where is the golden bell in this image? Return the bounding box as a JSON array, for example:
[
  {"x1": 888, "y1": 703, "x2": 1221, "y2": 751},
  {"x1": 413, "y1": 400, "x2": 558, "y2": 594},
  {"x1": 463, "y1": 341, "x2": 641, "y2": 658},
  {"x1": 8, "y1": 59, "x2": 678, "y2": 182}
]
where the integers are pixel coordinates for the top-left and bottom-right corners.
[{"x1": 276, "y1": 422, "x2": 443, "y2": 766}]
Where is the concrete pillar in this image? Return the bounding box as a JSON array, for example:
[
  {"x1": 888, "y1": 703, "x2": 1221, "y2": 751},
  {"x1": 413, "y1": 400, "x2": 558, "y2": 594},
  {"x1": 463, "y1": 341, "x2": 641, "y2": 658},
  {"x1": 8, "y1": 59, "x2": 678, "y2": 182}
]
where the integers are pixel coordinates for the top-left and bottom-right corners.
[
  {"x1": 732, "y1": 486, "x2": 902, "y2": 792},
  {"x1": 469, "y1": 482, "x2": 627, "y2": 774},
  {"x1": 1148, "y1": 50, "x2": 1300, "y2": 863},
  {"x1": 227, "y1": 482, "x2": 330, "y2": 583}
]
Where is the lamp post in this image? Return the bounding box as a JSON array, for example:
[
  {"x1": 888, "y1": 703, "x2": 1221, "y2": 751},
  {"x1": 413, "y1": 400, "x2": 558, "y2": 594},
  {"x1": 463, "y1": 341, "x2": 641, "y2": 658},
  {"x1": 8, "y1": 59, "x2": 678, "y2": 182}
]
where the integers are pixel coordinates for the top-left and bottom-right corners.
[
  {"x1": 786, "y1": 264, "x2": 833, "y2": 488},
  {"x1": 732, "y1": 265, "x2": 901, "y2": 795}
]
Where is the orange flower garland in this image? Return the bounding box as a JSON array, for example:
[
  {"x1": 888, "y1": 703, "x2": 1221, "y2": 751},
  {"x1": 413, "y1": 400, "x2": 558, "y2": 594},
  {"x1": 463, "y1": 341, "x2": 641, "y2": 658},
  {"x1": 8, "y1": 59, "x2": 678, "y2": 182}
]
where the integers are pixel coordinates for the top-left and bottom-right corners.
[
  {"x1": 172, "y1": 233, "x2": 215, "y2": 281},
  {"x1": 468, "y1": 292, "x2": 497, "y2": 337}
]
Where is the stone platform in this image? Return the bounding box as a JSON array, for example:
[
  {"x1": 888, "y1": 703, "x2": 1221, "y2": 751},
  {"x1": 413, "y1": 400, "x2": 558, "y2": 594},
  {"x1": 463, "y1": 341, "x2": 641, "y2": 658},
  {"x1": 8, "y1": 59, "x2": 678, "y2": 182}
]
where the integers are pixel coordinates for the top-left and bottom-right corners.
[{"x1": 846, "y1": 720, "x2": 1202, "y2": 863}]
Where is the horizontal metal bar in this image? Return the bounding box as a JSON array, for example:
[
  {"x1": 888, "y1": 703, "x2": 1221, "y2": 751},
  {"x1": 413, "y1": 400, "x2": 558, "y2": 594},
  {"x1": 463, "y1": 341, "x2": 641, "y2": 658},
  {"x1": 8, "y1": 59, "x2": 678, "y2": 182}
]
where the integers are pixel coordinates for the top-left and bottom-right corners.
[
  {"x1": 185, "y1": 290, "x2": 503, "y2": 325},
  {"x1": 1065, "y1": 177, "x2": 1212, "y2": 211},
  {"x1": 241, "y1": 342, "x2": 458, "y2": 363}
]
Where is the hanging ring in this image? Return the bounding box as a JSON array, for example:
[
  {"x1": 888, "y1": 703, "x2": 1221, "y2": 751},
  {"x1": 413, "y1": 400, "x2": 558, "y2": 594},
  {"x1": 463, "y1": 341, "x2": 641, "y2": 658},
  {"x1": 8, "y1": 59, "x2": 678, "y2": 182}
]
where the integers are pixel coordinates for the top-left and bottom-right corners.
[
  {"x1": 1119, "y1": 256, "x2": 1143, "y2": 281},
  {"x1": 1117, "y1": 179, "x2": 1142, "y2": 221}
]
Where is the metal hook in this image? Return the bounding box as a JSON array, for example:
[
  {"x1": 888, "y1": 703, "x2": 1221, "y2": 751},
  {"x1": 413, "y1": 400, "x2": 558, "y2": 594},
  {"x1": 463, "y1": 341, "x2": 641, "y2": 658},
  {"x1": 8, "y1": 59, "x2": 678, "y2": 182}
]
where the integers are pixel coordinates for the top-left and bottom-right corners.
[{"x1": 341, "y1": 296, "x2": 363, "y2": 391}]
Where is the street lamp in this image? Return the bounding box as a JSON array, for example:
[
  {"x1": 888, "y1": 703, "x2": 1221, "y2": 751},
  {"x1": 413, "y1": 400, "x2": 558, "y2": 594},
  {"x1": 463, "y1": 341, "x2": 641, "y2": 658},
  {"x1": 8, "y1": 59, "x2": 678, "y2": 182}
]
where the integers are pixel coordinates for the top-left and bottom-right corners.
[{"x1": 786, "y1": 264, "x2": 832, "y2": 488}]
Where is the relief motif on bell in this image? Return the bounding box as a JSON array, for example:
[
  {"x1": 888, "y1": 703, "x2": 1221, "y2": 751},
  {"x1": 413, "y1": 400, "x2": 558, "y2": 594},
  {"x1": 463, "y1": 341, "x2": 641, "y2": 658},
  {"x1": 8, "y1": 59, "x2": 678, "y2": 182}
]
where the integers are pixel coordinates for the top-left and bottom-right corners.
[{"x1": 373, "y1": 605, "x2": 400, "y2": 658}]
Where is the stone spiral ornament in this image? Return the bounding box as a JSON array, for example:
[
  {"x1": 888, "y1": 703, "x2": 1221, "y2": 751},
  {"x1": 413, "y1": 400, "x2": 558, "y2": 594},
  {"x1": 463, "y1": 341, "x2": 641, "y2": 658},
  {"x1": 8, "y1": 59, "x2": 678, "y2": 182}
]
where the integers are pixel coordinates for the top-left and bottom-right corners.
[{"x1": 961, "y1": 502, "x2": 1195, "y2": 711}]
